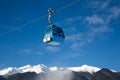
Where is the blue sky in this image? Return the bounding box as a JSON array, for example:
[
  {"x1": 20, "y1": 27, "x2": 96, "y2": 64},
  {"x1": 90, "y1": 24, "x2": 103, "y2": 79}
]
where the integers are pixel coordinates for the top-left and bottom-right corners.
[{"x1": 0, "y1": 0, "x2": 120, "y2": 71}]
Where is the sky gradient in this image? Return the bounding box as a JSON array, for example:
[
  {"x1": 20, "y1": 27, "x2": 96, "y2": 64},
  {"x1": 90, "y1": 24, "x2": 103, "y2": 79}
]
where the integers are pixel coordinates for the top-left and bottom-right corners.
[{"x1": 0, "y1": 0, "x2": 120, "y2": 71}]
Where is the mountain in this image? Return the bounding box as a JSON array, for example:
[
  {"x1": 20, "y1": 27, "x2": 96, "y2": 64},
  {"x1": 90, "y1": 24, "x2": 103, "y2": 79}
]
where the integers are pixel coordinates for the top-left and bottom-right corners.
[
  {"x1": 18, "y1": 64, "x2": 48, "y2": 74},
  {"x1": 90, "y1": 68, "x2": 120, "y2": 80},
  {"x1": 0, "y1": 64, "x2": 120, "y2": 80},
  {"x1": 67, "y1": 65, "x2": 100, "y2": 73},
  {"x1": 0, "y1": 64, "x2": 48, "y2": 77},
  {"x1": 0, "y1": 67, "x2": 21, "y2": 77},
  {"x1": 0, "y1": 64, "x2": 100, "y2": 77},
  {"x1": 0, "y1": 76, "x2": 5, "y2": 80}
]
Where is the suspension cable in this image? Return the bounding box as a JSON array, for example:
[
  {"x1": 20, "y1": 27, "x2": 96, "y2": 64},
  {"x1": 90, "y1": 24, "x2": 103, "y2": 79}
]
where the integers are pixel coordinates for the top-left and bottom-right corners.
[{"x1": 0, "y1": 0, "x2": 80, "y2": 36}]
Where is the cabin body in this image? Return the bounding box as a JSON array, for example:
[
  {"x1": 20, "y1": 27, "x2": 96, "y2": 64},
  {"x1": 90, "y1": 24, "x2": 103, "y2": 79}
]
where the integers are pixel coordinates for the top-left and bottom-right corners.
[{"x1": 43, "y1": 25, "x2": 65, "y2": 45}]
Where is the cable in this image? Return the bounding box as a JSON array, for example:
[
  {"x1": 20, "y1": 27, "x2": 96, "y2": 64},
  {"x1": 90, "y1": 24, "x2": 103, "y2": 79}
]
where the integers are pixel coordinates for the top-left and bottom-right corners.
[
  {"x1": 108, "y1": 21, "x2": 120, "y2": 27},
  {"x1": 0, "y1": 0, "x2": 80, "y2": 36},
  {"x1": 56, "y1": 0, "x2": 80, "y2": 12},
  {"x1": 0, "y1": 15, "x2": 47, "y2": 36}
]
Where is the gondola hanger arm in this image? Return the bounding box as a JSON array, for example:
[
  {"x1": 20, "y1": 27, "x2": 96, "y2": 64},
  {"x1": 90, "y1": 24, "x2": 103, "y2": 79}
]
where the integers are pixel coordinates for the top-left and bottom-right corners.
[{"x1": 48, "y1": 8, "x2": 55, "y2": 25}]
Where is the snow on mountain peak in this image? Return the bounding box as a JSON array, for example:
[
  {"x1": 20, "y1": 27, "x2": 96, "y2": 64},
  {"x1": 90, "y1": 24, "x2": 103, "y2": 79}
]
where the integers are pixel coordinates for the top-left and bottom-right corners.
[
  {"x1": 68, "y1": 64, "x2": 100, "y2": 74},
  {"x1": 0, "y1": 64, "x2": 101, "y2": 77},
  {"x1": 0, "y1": 64, "x2": 48, "y2": 77},
  {"x1": 80, "y1": 64, "x2": 100, "y2": 73},
  {"x1": 49, "y1": 67, "x2": 58, "y2": 71},
  {"x1": 19, "y1": 64, "x2": 48, "y2": 74},
  {"x1": 19, "y1": 64, "x2": 32, "y2": 70},
  {"x1": 0, "y1": 67, "x2": 21, "y2": 77}
]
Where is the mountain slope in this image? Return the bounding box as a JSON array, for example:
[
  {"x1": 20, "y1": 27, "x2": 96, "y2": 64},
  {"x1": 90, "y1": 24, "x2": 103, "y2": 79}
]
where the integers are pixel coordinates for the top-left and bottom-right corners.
[
  {"x1": 5, "y1": 72, "x2": 37, "y2": 80},
  {"x1": 0, "y1": 76, "x2": 5, "y2": 80},
  {"x1": 91, "y1": 68, "x2": 120, "y2": 80}
]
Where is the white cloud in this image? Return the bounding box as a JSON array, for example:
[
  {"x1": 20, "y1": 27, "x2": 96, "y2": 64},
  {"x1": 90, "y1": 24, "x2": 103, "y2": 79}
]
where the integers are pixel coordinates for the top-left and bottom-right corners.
[
  {"x1": 88, "y1": 1, "x2": 110, "y2": 10},
  {"x1": 36, "y1": 51, "x2": 43, "y2": 55},
  {"x1": 56, "y1": 16, "x2": 81, "y2": 28},
  {"x1": 65, "y1": 52, "x2": 81, "y2": 59},
  {"x1": 70, "y1": 41, "x2": 87, "y2": 50},
  {"x1": 91, "y1": 25, "x2": 112, "y2": 33},
  {"x1": 85, "y1": 15, "x2": 104, "y2": 24},
  {"x1": 66, "y1": 33, "x2": 83, "y2": 41},
  {"x1": 109, "y1": 7, "x2": 120, "y2": 18},
  {"x1": 87, "y1": 1, "x2": 120, "y2": 24},
  {"x1": 61, "y1": 14, "x2": 112, "y2": 54},
  {"x1": 64, "y1": 27, "x2": 77, "y2": 34},
  {"x1": 66, "y1": 16, "x2": 81, "y2": 22},
  {"x1": 65, "y1": 16, "x2": 113, "y2": 51},
  {"x1": 100, "y1": 1, "x2": 110, "y2": 9},
  {"x1": 53, "y1": 0, "x2": 120, "y2": 59},
  {"x1": 46, "y1": 46, "x2": 60, "y2": 52},
  {"x1": 23, "y1": 49, "x2": 31, "y2": 52},
  {"x1": 21, "y1": 49, "x2": 31, "y2": 55}
]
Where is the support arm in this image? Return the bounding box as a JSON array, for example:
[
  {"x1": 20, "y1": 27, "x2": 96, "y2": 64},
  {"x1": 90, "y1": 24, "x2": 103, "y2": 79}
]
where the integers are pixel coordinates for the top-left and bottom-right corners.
[{"x1": 48, "y1": 8, "x2": 55, "y2": 25}]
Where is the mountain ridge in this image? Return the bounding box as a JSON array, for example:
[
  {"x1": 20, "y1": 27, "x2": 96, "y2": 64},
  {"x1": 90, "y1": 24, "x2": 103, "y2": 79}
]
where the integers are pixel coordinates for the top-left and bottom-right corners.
[
  {"x1": 0, "y1": 64, "x2": 117, "y2": 77},
  {"x1": 0, "y1": 64, "x2": 120, "y2": 80}
]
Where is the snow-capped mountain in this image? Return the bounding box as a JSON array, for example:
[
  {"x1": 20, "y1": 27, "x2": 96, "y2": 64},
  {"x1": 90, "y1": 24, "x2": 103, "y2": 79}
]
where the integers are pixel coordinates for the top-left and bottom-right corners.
[
  {"x1": 0, "y1": 64, "x2": 120, "y2": 80},
  {"x1": 0, "y1": 64, "x2": 48, "y2": 77},
  {"x1": 0, "y1": 67, "x2": 21, "y2": 77},
  {"x1": 68, "y1": 65, "x2": 100, "y2": 74},
  {"x1": 19, "y1": 64, "x2": 48, "y2": 74},
  {"x1": 0, "y1": 64, "x2": 113, "y2": 77}
]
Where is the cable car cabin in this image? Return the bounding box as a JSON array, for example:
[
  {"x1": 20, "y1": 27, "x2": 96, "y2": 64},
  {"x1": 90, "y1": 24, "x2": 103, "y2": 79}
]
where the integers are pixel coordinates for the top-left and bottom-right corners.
[{"x1": 43, "y1": 25, "x2": 65, "y2": 46}]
